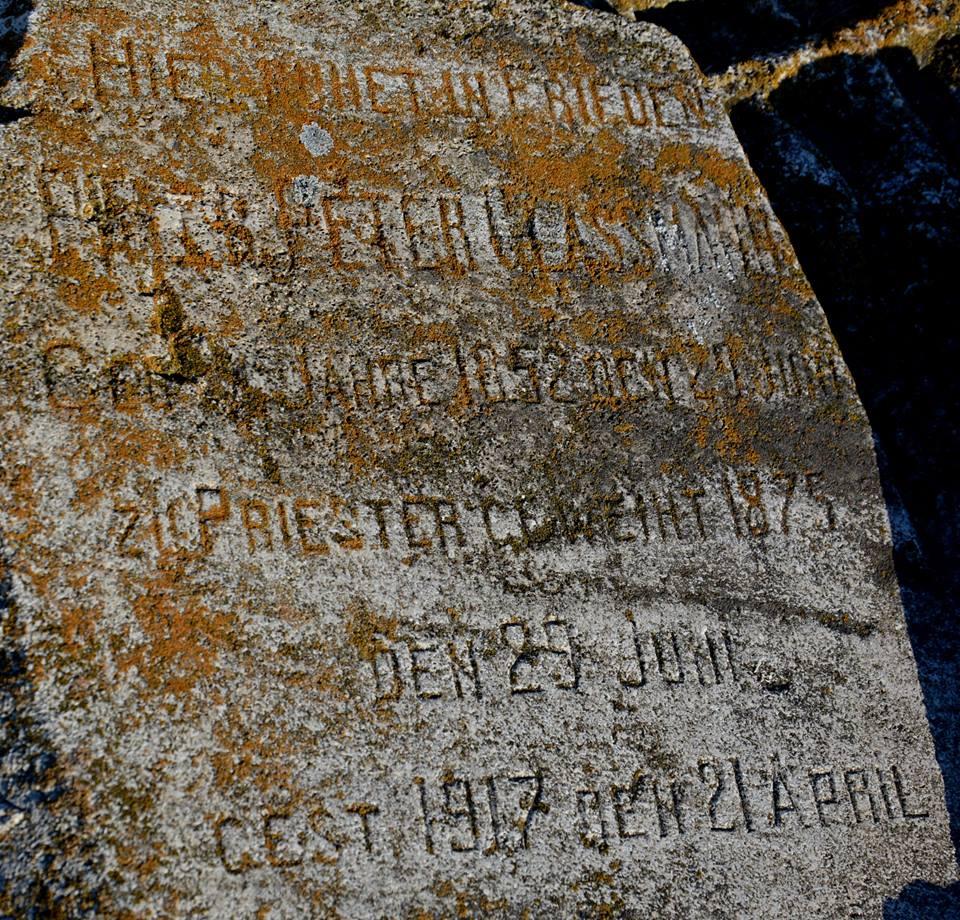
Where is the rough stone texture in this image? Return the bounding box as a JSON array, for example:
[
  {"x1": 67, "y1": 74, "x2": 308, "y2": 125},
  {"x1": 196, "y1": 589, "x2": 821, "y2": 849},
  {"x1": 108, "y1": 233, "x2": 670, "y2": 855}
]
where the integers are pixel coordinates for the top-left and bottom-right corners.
[
  {"x1": 619, "y1": 1, "x2": 960, "y2": 913},
  {"x1": 0, "y1": 0, "x2": 955, "y2": 916}
]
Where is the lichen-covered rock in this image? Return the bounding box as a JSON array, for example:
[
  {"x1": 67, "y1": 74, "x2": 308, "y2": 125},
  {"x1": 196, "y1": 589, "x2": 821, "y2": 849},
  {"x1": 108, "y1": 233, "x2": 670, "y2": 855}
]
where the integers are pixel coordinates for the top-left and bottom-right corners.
[{"x1": 0, "y1": 1, "x2": 954, "y2": 915}]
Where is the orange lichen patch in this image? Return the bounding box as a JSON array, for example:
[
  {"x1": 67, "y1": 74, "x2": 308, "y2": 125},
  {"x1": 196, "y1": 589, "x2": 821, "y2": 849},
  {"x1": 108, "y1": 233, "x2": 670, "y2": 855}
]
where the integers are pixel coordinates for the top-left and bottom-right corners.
[
  {"x1": 344, "y1": 597, "x2": 397, "y2": 663},
  {"x1": 22, "y1": 9, "x2": 157, "y2": 129},
  {"x1": 71, "y1": 423, "x2": 186, "y2": 510},
  {"x1": 176, "y1": 18, "x2": 255, "y2": 106},
  {"x1": 692, "y1": 402, "x2": 762, "y2": 466},
  {"x1": 150, "y1": 284, "x2": 186, "y2": 339},
  {"x1": 430, "y1": 879, "x2": 512, "y2": 918},
  {"x1": 114, "y1": 839, "x2": 164, "y2": 886},
  {"x1": 251, "y1": 60, "x2": 441, "y2": 191},
  {"x1": 22, "y1": 9, "x2": 260, "y2": 216},
  {"x1": 570, "y1": 309, "x2": 629, "y2": 345},
  {"x1": 251, "y1": 57, "x2": 339, "y2": 175},
  {"x1": 211, "y1": 717, "x2": 295, "y2": 794},
  {"x1": 2, "y1": 462, "x2": 42, "y2": 533},
  {"x1": 0, "y1": 459, "x2": 68, "y2": 608},
  {"x1": 477, "y1": 115, "x2": 626, "y2": 204},
  {"x1": 655, "y1": 142, "x2": 752, "y2": 196},
  {"x1": 543, "y1": 30, "x2": 609, "y2": 79},
  {"x1": 218, "y1": 308, "x2": 245, "y2": 340},
  {"x1": 50, "y1": 245, "x2": 121, "y2": 315},
  {"x1": 60, "y1": 602, "x2": 101, "y2": 654},
  {"x1": 445, "y1": 372, "x2": 475, "y2": 421},
  {"x1": 772, "y1": 273, "x2": 818, "y2": 311},
  {"x1": 644, "y1": 330, "x2": 769, "y2": 466},
  {"x1": 13, "y1": 7, "x2": 686, "y2": 315},
  {"x1": 333, "y1": 415, "x2": 376, "y2": 480},
  {"x1": 119, "y1": 568, "x2": 236, "y2": 698},
  {"x1": 178, "y1": 232, "x2": 225, "y2": 276},
  {"x1": 401, "y1": 319, "x2": 462, "y2": 349},
  {"x1": 713, "y1": 0, "x2": 958, "y2": 106}
]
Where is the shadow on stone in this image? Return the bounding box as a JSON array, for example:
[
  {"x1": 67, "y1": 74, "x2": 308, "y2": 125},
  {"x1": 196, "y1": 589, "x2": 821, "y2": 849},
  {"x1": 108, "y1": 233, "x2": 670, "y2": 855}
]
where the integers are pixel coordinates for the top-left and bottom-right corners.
[
  {"x1": 0, "y1": 7, "x2": 96, "y2": 919},
  {"x1": 634, "y1": 0, "x2": 895, "y2": 74},
  {"x1": 577, "y1": 2, "x2": 960, "y2": 895},
  {"x1": 883, "y1": 879, "x2": 960, "y2": 918},
  {"x1": 0, "y1": 105, "x2": 29, "y2": 124},
  {"x1": 0, "y1": 0, "x2": 32, "y2": 114},
  {"x1": 722, "y1": 38, "x2": 960, "y2": 906},
  {"x1": 607, "y1": 0, "x2": 960, "y2": 895}
]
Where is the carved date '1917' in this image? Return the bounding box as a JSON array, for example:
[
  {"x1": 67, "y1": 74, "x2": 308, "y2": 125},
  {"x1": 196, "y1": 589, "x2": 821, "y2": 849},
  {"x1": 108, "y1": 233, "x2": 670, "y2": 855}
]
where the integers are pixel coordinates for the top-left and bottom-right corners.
[{"x1": 214, "y1": 757, "x2": 930, "y2": 872}]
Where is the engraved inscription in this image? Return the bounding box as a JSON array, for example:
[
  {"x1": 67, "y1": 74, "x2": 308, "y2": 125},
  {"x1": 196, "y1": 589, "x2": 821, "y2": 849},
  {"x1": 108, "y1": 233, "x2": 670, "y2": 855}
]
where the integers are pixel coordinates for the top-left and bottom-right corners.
[
  {"x1": 107, "y1": 467, "x2": 841, "y2": 568},
  {"x1": 212, "y1": 757, "x2": 933, "y2": 873}
]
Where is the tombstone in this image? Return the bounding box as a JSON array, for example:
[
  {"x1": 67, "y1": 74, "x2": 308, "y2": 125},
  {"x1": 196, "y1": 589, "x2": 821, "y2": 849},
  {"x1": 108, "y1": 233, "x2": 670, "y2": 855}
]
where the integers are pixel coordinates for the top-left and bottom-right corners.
[{"x1": 0, "y1": 1, "x2": 954, "y2": 915}]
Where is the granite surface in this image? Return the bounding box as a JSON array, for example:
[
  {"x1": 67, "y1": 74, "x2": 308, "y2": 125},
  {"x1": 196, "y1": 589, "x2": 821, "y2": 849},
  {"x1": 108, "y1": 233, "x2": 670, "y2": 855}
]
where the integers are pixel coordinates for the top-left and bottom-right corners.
[{"x1": 0, "y1": 1, "x2": 955, "y2": 915}]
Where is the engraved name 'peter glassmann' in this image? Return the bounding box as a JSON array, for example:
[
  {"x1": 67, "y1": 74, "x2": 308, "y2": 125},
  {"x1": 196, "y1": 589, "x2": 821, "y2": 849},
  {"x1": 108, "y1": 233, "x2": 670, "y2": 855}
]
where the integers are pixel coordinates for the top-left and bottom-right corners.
[{"x1": 34, "y1": 168, "x2": 789, "y2": 282}]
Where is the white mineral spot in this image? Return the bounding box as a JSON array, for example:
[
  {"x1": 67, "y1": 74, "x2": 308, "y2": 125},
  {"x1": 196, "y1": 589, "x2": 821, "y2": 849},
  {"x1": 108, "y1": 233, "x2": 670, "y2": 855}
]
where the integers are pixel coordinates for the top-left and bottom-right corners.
[
  {"x1": 299, "y1": 122, "x2": 333, "y2": 157},
  {"x1": 292, "y1": 174, "x2": 320, "y2": 206}
]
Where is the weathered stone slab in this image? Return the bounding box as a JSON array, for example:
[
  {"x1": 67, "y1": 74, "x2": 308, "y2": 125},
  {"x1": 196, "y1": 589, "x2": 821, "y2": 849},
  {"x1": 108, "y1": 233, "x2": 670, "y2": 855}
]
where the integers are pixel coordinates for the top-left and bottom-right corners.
[{"x1": 0, "y1": 1, "x2": 954, "y2": 915}]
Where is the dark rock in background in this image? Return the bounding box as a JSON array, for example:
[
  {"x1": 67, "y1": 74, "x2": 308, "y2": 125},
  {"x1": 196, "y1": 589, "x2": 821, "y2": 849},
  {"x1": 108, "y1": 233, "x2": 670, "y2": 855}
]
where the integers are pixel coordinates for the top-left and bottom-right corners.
[
  {"x1": 628, "y1": 0, "x2": 898, "y2": 73},
  {"x1": 0, "y1": 0, "x2": 30, "y2": 123}
]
